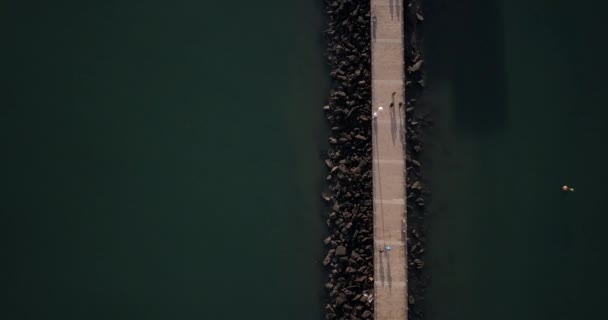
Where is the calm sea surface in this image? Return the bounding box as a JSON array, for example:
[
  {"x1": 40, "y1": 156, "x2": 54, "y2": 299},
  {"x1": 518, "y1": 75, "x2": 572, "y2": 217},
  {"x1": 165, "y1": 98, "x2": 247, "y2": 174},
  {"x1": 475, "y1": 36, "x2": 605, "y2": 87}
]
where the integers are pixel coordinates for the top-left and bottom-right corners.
[
  {"x1": 7, "y1": 1, "x2": 605, "y2": 319},
  {"x1": 1, "y1": 1, "x2": 328, "y2": 319},
  {"x1": 424, "y1": 0, "x2": 608, "y2": 319}
]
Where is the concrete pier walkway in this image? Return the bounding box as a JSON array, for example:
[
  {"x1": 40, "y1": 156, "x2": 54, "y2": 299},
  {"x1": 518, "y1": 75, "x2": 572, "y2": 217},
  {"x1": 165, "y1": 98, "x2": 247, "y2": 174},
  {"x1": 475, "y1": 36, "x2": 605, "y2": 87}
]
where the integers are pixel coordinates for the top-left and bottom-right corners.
[{"x1": 370, "y1": 0, "x2": 408, "y2": 319}]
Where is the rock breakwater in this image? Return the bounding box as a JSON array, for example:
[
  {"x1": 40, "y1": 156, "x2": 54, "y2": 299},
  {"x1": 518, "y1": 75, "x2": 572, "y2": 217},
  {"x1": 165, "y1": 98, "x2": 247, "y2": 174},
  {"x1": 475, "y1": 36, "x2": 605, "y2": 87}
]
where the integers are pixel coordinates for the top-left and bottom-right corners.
[
  {"x1": 320, "y1": 1, "x2": 374, "y2": 319},
  {"x1": 403, "y1": 1, "x2": 429, "y2": 320}
]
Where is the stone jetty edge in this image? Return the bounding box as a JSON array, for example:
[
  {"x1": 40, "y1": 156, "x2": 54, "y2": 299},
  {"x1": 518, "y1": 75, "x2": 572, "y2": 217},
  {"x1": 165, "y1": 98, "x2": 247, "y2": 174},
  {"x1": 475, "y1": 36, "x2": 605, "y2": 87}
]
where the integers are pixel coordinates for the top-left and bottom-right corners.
[
  {"x1": 403, "y1": 1, "x2": 430, "y2": 320},
  {"x1": 320, "y1": 1, "x2": 375, "y2": 320},
  {"x1": 319, "y1": 1, "x2": 430, "y2": 320}
]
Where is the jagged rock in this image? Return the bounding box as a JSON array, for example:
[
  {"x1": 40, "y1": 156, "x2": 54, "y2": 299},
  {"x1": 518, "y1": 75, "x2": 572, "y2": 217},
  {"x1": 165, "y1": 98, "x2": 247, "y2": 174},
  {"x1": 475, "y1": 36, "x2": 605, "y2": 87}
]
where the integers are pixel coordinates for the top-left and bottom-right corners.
[
  {"x1": 411, "y1": 181, "x2": 422, "y2": 190},
  {"x1": 322, "y1": 2, "x2": 378, "y2": 320},
  {"x1": 408, "y1": 60, "x2": 423, "y2": 73},
  {"x1": 415, "y1": 197, "x2": 424, "y2": 206}
]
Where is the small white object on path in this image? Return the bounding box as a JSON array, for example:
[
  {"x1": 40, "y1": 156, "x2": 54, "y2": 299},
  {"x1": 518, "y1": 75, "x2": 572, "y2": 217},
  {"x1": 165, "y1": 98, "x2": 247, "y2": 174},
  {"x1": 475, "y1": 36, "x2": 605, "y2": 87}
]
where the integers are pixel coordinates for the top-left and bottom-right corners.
[
  {"x1": 373, "y1": 112, "x2": 378, "y2": 118},
  {"x1": 378, "y1": 106, "x2": 384, "y2": 112}
]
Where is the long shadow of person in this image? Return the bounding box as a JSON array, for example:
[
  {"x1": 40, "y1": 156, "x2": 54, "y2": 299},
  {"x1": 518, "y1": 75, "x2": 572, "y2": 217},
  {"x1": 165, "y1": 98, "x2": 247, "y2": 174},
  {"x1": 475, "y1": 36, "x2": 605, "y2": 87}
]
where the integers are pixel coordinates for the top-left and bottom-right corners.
[
  {"x1": 390, "y1": 104, "x2": 397, "y2": 146},
  {"x1": 378, "y1": 247, "x2": 386, "y2": 286},
  {"x1": 386, "y1": 250, "x2": 392, "y2": 291},
  {"x1": 372, "y1": 16, "x2": 377, "y2": 41},
  {"x1": 398, "y1": 103, "x2": 405, "y2": 148},
  {"x1": 396, "y1": 0, "x2": 401, "y2": 21}
]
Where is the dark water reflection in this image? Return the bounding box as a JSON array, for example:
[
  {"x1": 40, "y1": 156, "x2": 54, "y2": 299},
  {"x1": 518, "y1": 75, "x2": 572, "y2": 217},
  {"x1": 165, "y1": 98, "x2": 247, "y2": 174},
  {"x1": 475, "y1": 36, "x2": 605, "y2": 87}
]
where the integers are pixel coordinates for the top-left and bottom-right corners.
[
  {"x1": 0, "y1": 1, "x2": 328, "y2": 319},
  {"x1": 426, "y1": 0, "x2": 508, "y2": 136},
  {"x1": 422, "y1": 0, "x2": 608, "y2": 319}
]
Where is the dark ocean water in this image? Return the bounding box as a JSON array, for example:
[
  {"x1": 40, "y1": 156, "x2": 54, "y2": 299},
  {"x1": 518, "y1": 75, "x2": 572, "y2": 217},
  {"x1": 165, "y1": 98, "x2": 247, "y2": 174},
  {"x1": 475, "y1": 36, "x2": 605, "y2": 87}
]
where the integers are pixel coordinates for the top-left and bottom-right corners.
[
  {"x1": 423, "y1": 0, "x2": 608, "y2": 319},
  {"x1": 6, "y1": 0, "x2": 606, "y2": 319},
  {"x1": 1, "y1": 1, "x2": 328, "y2": 319}
]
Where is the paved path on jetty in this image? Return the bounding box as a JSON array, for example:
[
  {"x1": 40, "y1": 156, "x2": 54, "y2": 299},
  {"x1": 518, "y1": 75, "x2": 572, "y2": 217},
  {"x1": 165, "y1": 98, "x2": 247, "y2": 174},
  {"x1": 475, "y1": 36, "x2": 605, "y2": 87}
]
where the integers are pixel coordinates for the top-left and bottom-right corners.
[{"x1": 370, "y1": 0, "x2": 408, "y2": 320}]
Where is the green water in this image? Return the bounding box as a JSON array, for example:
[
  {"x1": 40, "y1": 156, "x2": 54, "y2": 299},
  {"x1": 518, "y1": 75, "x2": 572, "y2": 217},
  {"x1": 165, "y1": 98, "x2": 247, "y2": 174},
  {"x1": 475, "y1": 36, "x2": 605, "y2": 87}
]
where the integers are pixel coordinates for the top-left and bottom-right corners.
[
  {"x1": 424, "y1": 0, "x2": 608, "y2": 319},
  {"x1": 1, "y1": 1, "x2": 328, "y2": 319}
]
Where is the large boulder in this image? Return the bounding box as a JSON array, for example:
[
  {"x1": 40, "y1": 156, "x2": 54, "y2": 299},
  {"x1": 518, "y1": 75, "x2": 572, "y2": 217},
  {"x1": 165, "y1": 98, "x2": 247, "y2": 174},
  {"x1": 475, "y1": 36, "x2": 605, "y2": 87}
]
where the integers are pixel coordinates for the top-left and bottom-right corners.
[{"x1": 335, "y1": 245, "x2": 347, "y2": 256}]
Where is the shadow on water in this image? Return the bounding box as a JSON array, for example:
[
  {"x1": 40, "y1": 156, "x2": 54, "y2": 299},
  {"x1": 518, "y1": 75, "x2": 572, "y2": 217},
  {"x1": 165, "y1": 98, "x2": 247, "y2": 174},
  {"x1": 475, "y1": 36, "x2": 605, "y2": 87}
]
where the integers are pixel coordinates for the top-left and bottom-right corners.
[
  {"x1": 421, "y1": 0, "x2": 608, "y2": 319},
  {"x1": 414, "y1": 1, "x2": 513, "y2": 319},
  {"x1": 426, "y1": 0, "x2": 509, "y2": 137}
]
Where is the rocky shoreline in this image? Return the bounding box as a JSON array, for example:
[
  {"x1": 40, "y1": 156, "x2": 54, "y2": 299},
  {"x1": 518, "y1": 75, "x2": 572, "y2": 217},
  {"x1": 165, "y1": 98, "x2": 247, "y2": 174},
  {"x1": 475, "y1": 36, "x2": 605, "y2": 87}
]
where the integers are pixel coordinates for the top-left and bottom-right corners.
[
  {"x1": 320, "y1": 1, "x2": 374, "y2": 319},
  {"x1": 403, "y1": 1, "x2": 429, "y2": 320},
  {"x1": 320, "y1": 1, "x2": 429, "y2": 320}
]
